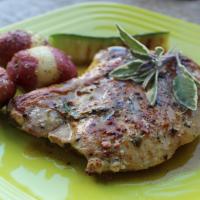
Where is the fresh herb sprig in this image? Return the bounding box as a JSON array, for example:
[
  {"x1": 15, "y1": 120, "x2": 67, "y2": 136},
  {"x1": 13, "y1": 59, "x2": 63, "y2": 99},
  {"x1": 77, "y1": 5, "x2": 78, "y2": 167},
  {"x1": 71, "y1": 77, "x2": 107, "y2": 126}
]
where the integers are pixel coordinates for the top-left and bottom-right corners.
[
  {"x1": 110, "y1": 25, "x2": 199, "y2": 110},
  {"x1": 173, "y1": 53, "x2": 199, "y2": 110}
]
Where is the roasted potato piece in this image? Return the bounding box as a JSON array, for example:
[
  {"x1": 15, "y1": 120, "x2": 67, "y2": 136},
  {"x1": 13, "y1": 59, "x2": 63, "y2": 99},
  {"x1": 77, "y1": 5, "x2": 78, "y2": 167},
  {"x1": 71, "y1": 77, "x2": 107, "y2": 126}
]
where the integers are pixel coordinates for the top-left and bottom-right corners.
[
  {"x1": 0, "y1": 30, "x2": 47, "y2": 66},
  {"x1": 7, "y1": 46, "x2": 77, "y2": 91},
  {"x1": 0, "y1": 67, "x2": 16, "y2": 107}
]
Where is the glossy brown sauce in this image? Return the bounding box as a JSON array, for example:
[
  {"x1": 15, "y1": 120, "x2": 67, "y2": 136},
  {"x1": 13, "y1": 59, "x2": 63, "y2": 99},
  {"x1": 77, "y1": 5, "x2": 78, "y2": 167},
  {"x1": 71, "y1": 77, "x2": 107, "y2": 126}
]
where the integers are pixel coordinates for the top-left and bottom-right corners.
[{"x1": 25, "y1": 137, "x2": 200, "y2": 182}]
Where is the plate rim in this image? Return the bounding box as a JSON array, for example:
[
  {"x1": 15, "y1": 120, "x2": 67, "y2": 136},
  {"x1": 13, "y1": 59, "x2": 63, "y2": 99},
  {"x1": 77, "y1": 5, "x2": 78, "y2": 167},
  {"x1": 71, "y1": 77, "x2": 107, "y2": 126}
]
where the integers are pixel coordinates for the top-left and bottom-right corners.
[{"x1": 0, "y1": 1, "x2": 200, "y2": 33}]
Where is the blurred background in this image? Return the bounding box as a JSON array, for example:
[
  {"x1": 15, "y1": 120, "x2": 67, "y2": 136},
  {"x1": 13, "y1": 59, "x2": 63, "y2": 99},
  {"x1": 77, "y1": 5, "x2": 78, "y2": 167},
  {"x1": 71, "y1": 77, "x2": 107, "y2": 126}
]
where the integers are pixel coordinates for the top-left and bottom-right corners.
[{"x1": 0, "y1": 0, "x2": 199, "y2": 27}]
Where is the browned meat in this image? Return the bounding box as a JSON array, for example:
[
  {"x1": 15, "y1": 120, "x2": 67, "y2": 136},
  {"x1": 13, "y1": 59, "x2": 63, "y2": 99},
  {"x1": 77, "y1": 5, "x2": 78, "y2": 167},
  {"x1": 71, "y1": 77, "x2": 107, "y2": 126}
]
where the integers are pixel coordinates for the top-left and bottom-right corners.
[{"x1": 8, "y1": 47, "x2": 200, "y2": 174}]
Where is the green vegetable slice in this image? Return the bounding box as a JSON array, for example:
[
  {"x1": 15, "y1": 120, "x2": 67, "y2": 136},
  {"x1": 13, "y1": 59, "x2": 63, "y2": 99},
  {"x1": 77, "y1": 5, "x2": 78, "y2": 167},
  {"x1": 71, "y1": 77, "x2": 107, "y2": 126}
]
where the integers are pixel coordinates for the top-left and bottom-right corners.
[{"x1": 49, "y1": 31, "x2": 169, "y2": 65}]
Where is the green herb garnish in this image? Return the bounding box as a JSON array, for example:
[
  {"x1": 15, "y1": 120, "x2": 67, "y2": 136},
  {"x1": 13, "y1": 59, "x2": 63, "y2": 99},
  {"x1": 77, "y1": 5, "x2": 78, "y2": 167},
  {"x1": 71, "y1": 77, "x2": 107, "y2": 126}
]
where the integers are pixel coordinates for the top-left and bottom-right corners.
[
  {"x1": 173, "y1": 73, "x2": 197, "y2": 110},
  {"x1": 110, "y1": 25, "x2": 199, "y2": 110},
  {"x1": 145, "y1": 70, "x2": 159, "y2": 106},
  {"x1": 116, "y1": 24, "x2": 150, "y2": 59},
  {"x1": 63, "y1": 102, "x2": 79, "y2": 118}
]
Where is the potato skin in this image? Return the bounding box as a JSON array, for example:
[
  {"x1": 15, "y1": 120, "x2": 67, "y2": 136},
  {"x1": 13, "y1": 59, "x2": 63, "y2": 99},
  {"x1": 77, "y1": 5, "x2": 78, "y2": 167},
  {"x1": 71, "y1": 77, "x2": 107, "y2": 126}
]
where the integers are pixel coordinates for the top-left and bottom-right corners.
[
  {"x1": 51, "y1": 47, "x2": 78, "y2": 82},
  {"x1": 6, "y1": 50, "x2": 38, "y2": 91},
  {"x1": 7, "y1": 46, "x2": 77, "y2": 91},
  {"x1": 0, "y1": 30, "x2": 47, "y2": 67},
  {"x1": 0, "y1": 67, "x2": 16, "y2": 107}
]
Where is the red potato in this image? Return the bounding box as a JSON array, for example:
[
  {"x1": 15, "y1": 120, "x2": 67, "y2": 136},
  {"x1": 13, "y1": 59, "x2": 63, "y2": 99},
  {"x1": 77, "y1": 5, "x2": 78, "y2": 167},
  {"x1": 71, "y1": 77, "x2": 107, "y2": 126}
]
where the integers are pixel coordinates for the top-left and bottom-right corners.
[
  {"x1": 7, "y1": 46, "x2": 77, "y2": 91},
  {"x1": 0, "y1": 67, "x2": 16, "y2": 107},
  {"x1": 0, "y1": 30, "x2": 47, "y2": 66}
]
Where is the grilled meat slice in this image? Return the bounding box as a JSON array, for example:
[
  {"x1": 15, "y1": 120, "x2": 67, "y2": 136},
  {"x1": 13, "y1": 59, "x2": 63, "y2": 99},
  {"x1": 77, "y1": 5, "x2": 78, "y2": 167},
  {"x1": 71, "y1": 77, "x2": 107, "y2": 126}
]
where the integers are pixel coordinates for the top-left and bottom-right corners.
[{"x1": 9, "y1": 47, "x2": 200, "y2": 173}]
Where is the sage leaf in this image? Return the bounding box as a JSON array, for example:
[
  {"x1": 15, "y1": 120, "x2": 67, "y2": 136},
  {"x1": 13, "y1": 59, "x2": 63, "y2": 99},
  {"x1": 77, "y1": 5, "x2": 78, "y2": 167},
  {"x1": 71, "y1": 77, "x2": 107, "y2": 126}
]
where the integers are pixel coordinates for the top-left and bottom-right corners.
[
  {"x1": 109, "y1": 60, "x2": 143, "y2": 80},
  {"x1": 111, "y1": 27, "x2": 200, "y2": 110},
  {"x1": 142, "y1": 70, "x2": 156, "y2": 89},
  {"x1": 133, "y1": 70, "x2": 154, "y2": 84},
  {"x1": 155, "y1": 47, "x2": 164, "y2": 57},
  {"x1": 184, "y1": 68, "x2": 200, "y2": 86},
  {"x1": 63, "y1": 102, "x2": 79, "y2": 118},
  {"x1": 176, "y1": 54, "x2": 200, "y2": 86},
  {"x1": 63, "y1": 102, "x2": 71, "y2": 113},
  {"x1": 116, "y1": 25, "x2": 150, "y2": 57},
  {"x1": 173, "y1": 73, "x2": 197, "y2": 110},
  {"x1": 132, "y1": 52, "x2": 151, "y2": 60},
  {"x1": 131, "y1": 76, "x2": 146, "y2": 83},
  {"x1": 146, "y1": 70, "x2": 159, "y2": 106}
]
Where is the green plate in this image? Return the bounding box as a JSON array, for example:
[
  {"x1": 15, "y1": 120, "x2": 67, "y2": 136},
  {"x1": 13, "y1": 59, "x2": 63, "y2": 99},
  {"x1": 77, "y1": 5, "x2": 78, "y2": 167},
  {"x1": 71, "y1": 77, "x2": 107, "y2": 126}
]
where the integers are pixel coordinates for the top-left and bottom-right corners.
[{"x1": 0, "y1": 2, "x2": 200, "y2": 200}]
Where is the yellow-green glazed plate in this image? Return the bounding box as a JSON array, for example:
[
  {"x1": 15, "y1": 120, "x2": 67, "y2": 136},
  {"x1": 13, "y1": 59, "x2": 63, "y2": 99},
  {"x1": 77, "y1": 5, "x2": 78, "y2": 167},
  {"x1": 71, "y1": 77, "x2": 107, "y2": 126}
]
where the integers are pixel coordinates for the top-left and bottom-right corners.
[{"x1": 0, "y1": 2, "x2": 200, "y2": 200}]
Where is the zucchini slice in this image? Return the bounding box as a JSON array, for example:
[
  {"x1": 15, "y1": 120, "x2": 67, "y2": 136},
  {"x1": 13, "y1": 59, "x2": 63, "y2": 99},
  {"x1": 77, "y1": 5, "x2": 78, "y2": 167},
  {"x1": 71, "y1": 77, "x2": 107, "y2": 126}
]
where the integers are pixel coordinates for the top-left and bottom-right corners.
[{"x1": 49, "y1": 32, "x2": 169, "y2": 65}]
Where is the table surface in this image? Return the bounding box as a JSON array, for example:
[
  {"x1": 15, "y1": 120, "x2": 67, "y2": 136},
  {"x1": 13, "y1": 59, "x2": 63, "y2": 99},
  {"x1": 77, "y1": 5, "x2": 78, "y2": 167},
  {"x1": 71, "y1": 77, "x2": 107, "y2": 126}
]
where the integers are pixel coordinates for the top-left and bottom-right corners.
[{"x1": 0, "y1": 0, "x2": 199, "y2": 28}]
